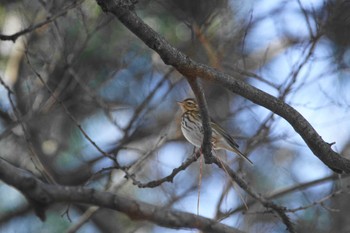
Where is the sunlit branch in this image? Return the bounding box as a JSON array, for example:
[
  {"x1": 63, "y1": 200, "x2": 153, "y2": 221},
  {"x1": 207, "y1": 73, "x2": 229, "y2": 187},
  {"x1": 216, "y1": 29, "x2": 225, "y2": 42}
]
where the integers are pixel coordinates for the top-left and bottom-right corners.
[{"x1": 65, "y1": 206, "x2": 99, "y2": 233}]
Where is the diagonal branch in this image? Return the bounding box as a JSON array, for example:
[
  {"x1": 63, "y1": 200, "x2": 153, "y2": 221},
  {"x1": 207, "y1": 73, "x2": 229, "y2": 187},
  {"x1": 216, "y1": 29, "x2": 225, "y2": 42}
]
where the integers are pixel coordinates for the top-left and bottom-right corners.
[
  {"x1": 137, "y1": 151, "x2": 200, "y2": 188},
  {"x1": 222, "y1": 173, "x2": 348, "y2": 218},
  {"x1": 0, "y1": 157, "x2": 244, "y2": 233},
  {"x1": 95, "y1": 0, "x2": 350, "y2": 173},
  {"x1": 211, "y1": 157, "x2": 295, "y2": 233}
]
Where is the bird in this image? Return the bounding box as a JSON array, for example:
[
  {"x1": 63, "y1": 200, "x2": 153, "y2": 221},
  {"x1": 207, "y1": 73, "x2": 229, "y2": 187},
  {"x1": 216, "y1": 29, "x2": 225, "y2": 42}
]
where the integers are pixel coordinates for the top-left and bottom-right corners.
[{"x1": 178, "y1": 98, "x2": 253, "y2": 165}]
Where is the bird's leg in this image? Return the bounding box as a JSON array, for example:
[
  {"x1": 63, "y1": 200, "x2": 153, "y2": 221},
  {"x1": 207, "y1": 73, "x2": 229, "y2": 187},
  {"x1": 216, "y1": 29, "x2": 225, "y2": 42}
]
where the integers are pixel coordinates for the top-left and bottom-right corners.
[{"x1": 191, "y1": 147, "x2": 201, "y2": 161}]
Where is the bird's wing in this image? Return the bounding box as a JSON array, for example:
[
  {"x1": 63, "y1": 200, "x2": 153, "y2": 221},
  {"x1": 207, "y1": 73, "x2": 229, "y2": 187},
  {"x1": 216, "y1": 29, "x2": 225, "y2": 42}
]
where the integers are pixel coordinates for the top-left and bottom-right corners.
[{"x1": 210, "y1": 120, "x2": 239, "y2": 148}]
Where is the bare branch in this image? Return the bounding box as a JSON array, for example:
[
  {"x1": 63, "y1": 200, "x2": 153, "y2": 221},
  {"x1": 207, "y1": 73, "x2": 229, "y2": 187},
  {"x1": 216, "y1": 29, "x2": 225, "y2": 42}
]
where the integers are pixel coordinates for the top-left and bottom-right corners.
[
  {"x1": 25, "y1": 55, "x2": 116, "y2": 163},
  {"x1": 0, "y1": 0, "x2": 85, "y2": 42},
  {"x1": 222, "y1": 173, "x2": 347, "y2": 218},
  {"x1": 285, "y1": 189, "x2": 343, "y2": 213},
  {"x1": 187, "y1": 78, "x2": 213, "y2": 163},
  {"x1": 95, "y1": 0, "x2": 350, "y2": 173},
  {"x1": 211, "y1": 157, "x2": 295, "y2": 233},
  {"x1": 0, "y1": 157, "x2": 245, "y2": 233},
  {"x1": 137, "y1": 151, "x2": 200, "y2": 188}
]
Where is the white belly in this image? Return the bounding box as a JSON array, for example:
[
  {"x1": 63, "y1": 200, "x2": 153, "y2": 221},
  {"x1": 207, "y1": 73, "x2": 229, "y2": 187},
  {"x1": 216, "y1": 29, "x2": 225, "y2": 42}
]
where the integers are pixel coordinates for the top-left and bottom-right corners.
[{"x1": 181, "y1": 119, "x2": 203, "y2": 147}]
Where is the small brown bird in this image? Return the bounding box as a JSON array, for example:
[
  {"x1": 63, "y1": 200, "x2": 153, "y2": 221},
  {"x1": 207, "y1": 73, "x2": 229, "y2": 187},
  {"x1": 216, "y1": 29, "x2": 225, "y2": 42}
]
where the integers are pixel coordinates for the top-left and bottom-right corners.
[{"x1": 178, "y1": 98, "x2": 253, "y2": 165}]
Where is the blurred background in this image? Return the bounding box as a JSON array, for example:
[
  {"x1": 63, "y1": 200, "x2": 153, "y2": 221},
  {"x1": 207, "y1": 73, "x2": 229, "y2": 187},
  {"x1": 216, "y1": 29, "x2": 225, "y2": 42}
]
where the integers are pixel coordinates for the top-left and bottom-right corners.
[{"x1": 1, "y1": 0, "x2": 350, "y2": 232}]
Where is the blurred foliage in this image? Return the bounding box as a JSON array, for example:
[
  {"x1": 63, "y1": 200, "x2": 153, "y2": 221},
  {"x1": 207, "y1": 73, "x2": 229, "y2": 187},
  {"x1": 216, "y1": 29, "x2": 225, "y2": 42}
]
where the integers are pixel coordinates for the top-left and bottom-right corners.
[{"x1": 0, "y1": 0, "x2": 350, "y2": 233}]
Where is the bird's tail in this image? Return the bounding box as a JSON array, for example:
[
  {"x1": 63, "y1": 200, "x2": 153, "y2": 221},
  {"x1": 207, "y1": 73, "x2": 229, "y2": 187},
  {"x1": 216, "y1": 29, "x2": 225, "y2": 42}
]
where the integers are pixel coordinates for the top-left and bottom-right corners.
[{"x1": 228, "y1": 147, "x2": 253, "y2": 165}]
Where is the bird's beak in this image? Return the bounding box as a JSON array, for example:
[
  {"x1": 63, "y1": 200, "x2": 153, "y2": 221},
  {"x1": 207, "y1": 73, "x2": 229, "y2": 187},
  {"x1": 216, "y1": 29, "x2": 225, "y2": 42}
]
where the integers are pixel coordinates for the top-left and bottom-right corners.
[{"x1": 177, "y1": 101, "x2": 185, "y2": 111}]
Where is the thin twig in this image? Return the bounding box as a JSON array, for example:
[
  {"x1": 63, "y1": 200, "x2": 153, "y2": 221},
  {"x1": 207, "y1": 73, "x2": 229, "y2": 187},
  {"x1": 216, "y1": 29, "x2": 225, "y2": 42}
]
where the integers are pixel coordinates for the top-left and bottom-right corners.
[
  {"x1": 211, "y1": 156, "x2": 295, "y2": 233},
  {"x1": 25, "y1": 54, "x2": 116, "y2": 162},
  {"x1": 95, "y1": 0, "x2": 350, "y2": 173},
  {"x1": 0, "y1": 76, "x2": 56, "y2": 184},
  {"x1": 0, "y1": 0, "x2": 85, "y2": 42},
  {"x1": 0, "y1": 157, "x2": 245, "y2": 233},
  {"x1": 137, "y1": 151, "x2": 201, "y2": 188}
]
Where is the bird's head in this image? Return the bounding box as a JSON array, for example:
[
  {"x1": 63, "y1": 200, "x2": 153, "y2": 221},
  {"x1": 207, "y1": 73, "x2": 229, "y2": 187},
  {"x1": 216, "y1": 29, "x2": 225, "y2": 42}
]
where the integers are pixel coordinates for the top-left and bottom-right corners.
[{"x1": 177, "y1": 98, "x2": 199, "y2": 112}]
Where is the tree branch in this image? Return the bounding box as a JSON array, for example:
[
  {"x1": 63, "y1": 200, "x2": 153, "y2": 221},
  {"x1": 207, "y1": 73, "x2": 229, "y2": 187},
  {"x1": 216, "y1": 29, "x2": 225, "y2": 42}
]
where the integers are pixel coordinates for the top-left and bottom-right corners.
[
  {"x1": 211, "y1": 157, "x2": 295, "y2": 233},
  {"x1": 95, "y1": 0, "x2": 350, "y2": 173},
  {"x1": 0, "y1": 1, "x2": 84, "y2": 42},
  {"x1": 137, "y1": 151, "x2": 200, "y2": 188},
  {"x1": 187, "y1": 78, "x2": 214, "y2": 163},
  {"x1": 0, "y1": 158, "x2": 244, "y2": 233},
  {"x1": 221, "y1": 173, "x2": 347, "y2": 219}
]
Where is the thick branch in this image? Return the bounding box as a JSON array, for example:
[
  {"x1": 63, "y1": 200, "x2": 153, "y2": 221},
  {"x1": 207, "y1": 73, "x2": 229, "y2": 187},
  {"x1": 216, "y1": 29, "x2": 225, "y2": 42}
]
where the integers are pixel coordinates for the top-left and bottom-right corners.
[
  {"x1": 187, "y1": 78, "x2": 213, "y2": 163},
  {"x1": 0, "y1": 158, "x2": 244, "y2": 233},
  {"x1": 96, "y1": 0, "x2": 350, "y2": 173}
]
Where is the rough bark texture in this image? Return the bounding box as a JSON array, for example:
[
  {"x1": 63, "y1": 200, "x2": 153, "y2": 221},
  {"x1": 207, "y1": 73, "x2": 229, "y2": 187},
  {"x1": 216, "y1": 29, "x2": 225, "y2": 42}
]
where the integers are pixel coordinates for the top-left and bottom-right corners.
[{"x1": 96, "y1": 0, "x2": 350, "y2": 173}]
